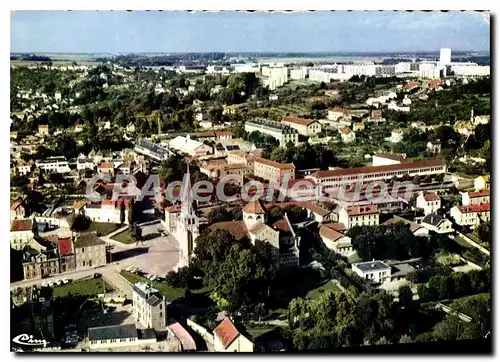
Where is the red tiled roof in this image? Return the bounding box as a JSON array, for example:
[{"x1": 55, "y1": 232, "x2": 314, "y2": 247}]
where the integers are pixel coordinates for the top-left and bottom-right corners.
[
  {"x1": 168, "y1": 322, "x2": 196, "y2": 351},
  {"x1": 310, "y1": 159, "x2": 445, "y2": 180},
  {"x1": 58, "y1": 237, "x2": 73, "y2": 257},
  {"x1": 282, "y1": 116, "x2": 315, "y2": 127},
  {"x1": 458, "y1": 203, "x2": 490, "y2": 213},
  {"x1": 102, "y1": 199, "x2": 115, "y2": 207},
  {"x1": 215, "y1": 131, "x2": 233, "y2": 137},
  {"x1": 319, "y1": 225, "x2": 346, "y2": 242},
  {"x1": 214, "y1": 317, "x2": 240, "y2": 350},
  {"x1": 73, "y1": 200, "x2": 86, "y2": 209},
  {"x1": 381, "y1": 215, "x2": 422, "y2": 233},
  {"x1": 322, "y1": 223, "x2": 347, "y2": 232},
  {"x1": 330, "y1": 107, "x2": 351, "y2": 115},
  {"x1": 248, "y1": 222, "x2": 267, "y2": 234},
  {"x1": 254, "y1": 157, "x2": 294, "y2": 170},
  {"x1": 468, "y1": 190, "x2": 490, "y2": 198},
  {"x1": 346, "y1": 205, "x2": 378, "y2": 216},
  {"x1": 11, "y1": 219, "x2": 33, "y2": 232},
  {"x1": 243, "y1": 199, "x2": 267, "y2": 214},
  {"x1": 403, "y1": 81, "x2": 419, "y2": 90},
  {"x1": 423, "y1": 193, "x2": 440, "y2": 201},
  {"x1": 39, "y1": 124, "x2": 49, "y2": 129},
  {"x1": 272, "y1": 218, "x2": 293, "y2": 233},
  {"x1": 10, "y1": 199, "x2": 24, "y2": 211},
  {"x1": 209, "y1": 220, "x2": 249, "y2": 239},
  {"x1": 339, "y1": 128, "x2": 352, "y2": 135},
  {"x1": 98, "y1": 162, "x2": 114, "y2": 169}
]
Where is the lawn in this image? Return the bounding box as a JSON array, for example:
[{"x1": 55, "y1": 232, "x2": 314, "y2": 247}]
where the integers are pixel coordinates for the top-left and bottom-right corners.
[
  {"x1": 245, "y1": 324, "x2": 278, "y2": 339},
  {"x1": 111, "y1": 230, "x2": 135, "y2": 244},
  {"x1": 52, "y1": 277, "x2": 114, "y2": 298},
  {"x1": 83, "y1": 222, "x2": 122, "y2": 237},
  {"x1": 306, "y1": 280, "x2": 342, "y2": 300},
  {"x1": 119, "y1": 270, "x2": 185, "y2": 302}
]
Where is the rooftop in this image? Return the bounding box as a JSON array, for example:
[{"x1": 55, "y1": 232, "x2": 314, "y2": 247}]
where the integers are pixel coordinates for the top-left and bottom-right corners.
[
  {"x1": 353, "y1": 260, "x2": 391, "y2": 272},
  {"x1": 243, "y1": 199, "x2": 267, "y2": 214},
  {"x1": 254, "y1": 157, "x2": 294, "y2": 170},
  {"x1": 467, "y1": 190, "x2": 490, "y2": 198},
  {"x1": 282, "y1": 115, "x2": 315, "y2": 127},
  {"x1": 11, "y1": 219, "x2": 33, "y2": 232},
  {"x1": 319, "y1": 225, "x2": 346, "y2": 242},
  {"x1": 213, "y1": 317, "x2": 240, "y2": 350},
  {"x1": 74, "y1": 233, "x2": 105, "y2": 248},
  {"x1": 458, "y1": 203, "x2": 490, "y2": 213},
  {"x1": 88, "y1": 324, "x2": 138, "y2": 341},
  {"x1": 310, "y1": 159, "x2": 445, "y2": 180},
  {"x1": 345, "y1": 205, "x2": 378, "y2": 216}
]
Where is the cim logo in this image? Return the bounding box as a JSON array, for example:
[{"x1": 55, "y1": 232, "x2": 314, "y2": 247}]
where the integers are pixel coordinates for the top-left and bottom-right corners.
[{"x1": 12, "y1": 334, "x2": 48, "y2": 348}]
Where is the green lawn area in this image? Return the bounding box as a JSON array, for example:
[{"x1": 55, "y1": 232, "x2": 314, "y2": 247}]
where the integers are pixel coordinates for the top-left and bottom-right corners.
[
  {"x1": 306, "y1": 280, "x2": 342, "y2": 300},
  {"x1": 83, "y1": 222, "x2": 122, "y2": 237},
  {"x1": 120, "y1": 270, "x2": 185, "y2": 302},
  {"x1": 111, "y1": 230, "x2": 135, "y2": 244},
  {"x1": 244, "y1": 324, "x2": 278, "y2": 339},
  {"x1": 52, "y1": 277, "x2": 113, "y2": 298}
]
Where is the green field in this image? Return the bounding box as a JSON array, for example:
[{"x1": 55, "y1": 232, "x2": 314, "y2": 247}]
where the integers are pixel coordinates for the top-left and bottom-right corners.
[
  {"x1": 306, "y1": 280, "x2": 342, "y2": 300},
  {"x1": 52, "y1": 277, "x2": 114, "y2": 298},
  {"x1": 111, "y1": 230, "x2": 135, "y2": 244},
  {"x1": 120, "y1": 270, "x2": 185, "y2": 302},
  {"x1": 83, "y1": 222, "x2": 122, "y2": 237}
]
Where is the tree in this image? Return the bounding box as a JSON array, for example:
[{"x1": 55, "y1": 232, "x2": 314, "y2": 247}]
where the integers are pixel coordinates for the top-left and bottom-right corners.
[
  {"x1": 398, "y1": 285, "x2": 413, "y2": 310},
  {"x1": 412, "y1": 175, "x2": 421, "y2": 185},
  {"x1": 254, "y1": 302, "x2": 266, "y2": 325}
]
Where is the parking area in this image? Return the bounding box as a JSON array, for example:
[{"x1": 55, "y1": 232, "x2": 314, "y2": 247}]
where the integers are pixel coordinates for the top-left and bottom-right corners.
[{"x1": 111, "y1": 223, "x2": 180, "y2": 277}]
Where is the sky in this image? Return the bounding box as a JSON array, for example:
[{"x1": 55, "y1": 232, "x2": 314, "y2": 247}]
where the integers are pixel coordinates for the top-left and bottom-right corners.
[{"x1": 10, "y1": 11, "x2": 490, "y2": 53}]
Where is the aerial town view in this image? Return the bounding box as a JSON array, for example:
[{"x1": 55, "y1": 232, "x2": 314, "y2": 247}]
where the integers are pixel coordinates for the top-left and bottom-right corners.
[{"x1": 9, "y1": 10, "x2": 491, "y2": 353}]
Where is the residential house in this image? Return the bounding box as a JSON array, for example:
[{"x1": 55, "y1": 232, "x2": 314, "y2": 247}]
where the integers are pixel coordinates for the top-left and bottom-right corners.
[
  {"x1": 461, "y1": 190, "x2": 490, "y2": 206},
  {"x1": 83, "y1": 199, "x2": 130, "y2": 225},
  {"x1": 327, "y1": 107, "x2": 352, "y2": 122},
  {"x1": 351, "y1": 261, "x2": 391, "y2": 284},
  {"x1": 57, "y1": 237, "x2": 76, "y2": 273},
  {"x1": 16, "y1": 160, "x2": 35, "y2": 176},
  {"x1": 73, "y1": 233, "x2": 106, "y2": 270},
  {"x1": 450, "y1": 203, "x2": 490, "y2": 227},
  {"x1": 281, "y1": 116, "x2": 322, "y2": 136},
  {"x1": 97, "y1": 162, "x2": 115, "y2": 176},
  {"x1": 420, "y1": 214, "x2": 453, "y2": 234},
  {"x1": 339, "y1": 128, "x2": 356, "y2": 143},
  {"x1": 76, "y1": 156, "x2": 95, "y2": 171},
  {"x1": 427, "y1": 140, "x2": 441, "y2": 154},
  {"x1": 474, "y1": 175, "x2": 490, "y2": 191},
  {"x1": 366, "y1": 110, "x2": 385, "y2": 123},
  {"x1": 22, "y1": 249, "x2": 60, "y2": 280},
  {"x1": 389, "y1": 129, "x2": 404, "y2": 143},
  {"x1": 37, "y1": 124, "x2": 49, "y2": 136},
  {"x1": 319, "y1": 224, "x2": 353, "y2": 255},
  {"x1": 381, "y1": 215, "x2": 429, "y2": 237},
  {"x1": 132, "y1": 282, "x2": 167, "y2": 331},
  {"x1": 213, "y1": 317, "x2": 254, "y2": 352},
  {"x1": 169, "y1": 136, "x2": 212, "y2": 157},
  {"x1": 416, "y1": 192, "x2": 441, "y2": 215},
  {"x1": 338, "y1": 205, "x2": 379, "y2": 229},
  {"x1": 36, "y1": 156, "x2": 71, "y2": 174},
  {"x1": 10, "y1": 219, "x2": 35, "y2": 250},
  {"x1": 11, "y1": 198, "x2": 27, "y2": 220}
]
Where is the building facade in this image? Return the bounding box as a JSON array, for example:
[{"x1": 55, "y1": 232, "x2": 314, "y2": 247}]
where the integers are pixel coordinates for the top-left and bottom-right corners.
[{"x1": 132, "y1": 282, "x2": 167, "y2": 331}]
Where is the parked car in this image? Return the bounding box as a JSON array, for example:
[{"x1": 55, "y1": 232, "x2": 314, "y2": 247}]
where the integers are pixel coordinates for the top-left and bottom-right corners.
[{"x1": 94, "y1": 273, "x2": 102, "y2": 278}]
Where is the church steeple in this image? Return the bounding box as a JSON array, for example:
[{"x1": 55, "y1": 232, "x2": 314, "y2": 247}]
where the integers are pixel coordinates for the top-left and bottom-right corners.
[{"x1": 180, "y1": 162, "x2": 194, "y2": 218}]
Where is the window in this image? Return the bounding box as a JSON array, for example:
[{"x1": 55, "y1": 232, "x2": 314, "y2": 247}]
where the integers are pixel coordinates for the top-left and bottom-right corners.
[
  {"x1": 89, "y1": 260, "x2": 92, "y2": 267},
  {"x1": 120, "y1": 338, "x2": 126, "y2": 342},
  {"x1": 82, "y1": 247, "x2": 85, "y2": 253},
  {"x1": 110, "y1": 339, "x2": 117, "y2": 343}
]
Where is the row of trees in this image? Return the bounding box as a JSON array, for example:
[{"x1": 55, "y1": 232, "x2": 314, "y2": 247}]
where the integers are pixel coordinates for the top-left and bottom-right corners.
[{"x1": 417, "y1": 268, "x2": 490, "y2": 302}]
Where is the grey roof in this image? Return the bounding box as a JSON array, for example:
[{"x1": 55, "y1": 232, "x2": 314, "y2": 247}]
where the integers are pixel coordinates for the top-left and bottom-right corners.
[
  {"x1": 390, "y1": 263, "x2": 417, "y2": 278},
  {"x1": 146, "y1": 295, "x2": 162, "y2": 307},
  {"x1": 138, "y1": 328, "x2": 157, "y2": 341},
  {"x1": 88, "y1": 324, "x2": 137, "y2": 341},
  {"x1": 74, "y1": 233, "x2": 106, "y2": 248},
  {"x1": 422, "y1": 214, "x2": 445, "y2": 227},
  {"x1": 353, "y1": 261, "x2": 391, "y2": 272}
]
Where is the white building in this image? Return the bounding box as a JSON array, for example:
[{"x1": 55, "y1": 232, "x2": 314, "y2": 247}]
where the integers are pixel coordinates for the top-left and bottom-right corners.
[
  {"x1": 416, "y1": 192, "x2": 441, "y2": 215},
  {"x1": 169, "y1": 136, "x2": 212, "y2": 157},
  {"x1": 10, "y1": 219, "x2": 34, "y2": 250},
  {"x1": 132, "y1": 282, "x2": 167, "y2": 331},
  {"x1": 338, "y1": 205, "x2": 379, "y2": 229},
  {"x1": 461, "y1": 190, "x2": 490, "y2": 206},
  {"x1": 281, "y1": 116, "x2": 322, "y2": 136},
  {"x1": 389, "y1": 129, "x2": 404, "y2": 143},
  {"x1": 474, "y1": 175, "x2": 490, "y2": 191},
  {"x1": 339, "y1": 128, "x2": 356, "y2": 143},
  {"x1": 35, "y1": 156, "x2": 71, "y2": 174},
  {"x1": 213, "y1": 317, "x2": 254, "y2": 352},
  {"x1": 372, "y1": 153, "x2": 405, "y2": 167},
  {"x1": 319, "y1": 224, "x2": 353, "y2": 255},
  {"x1": 352, "y1": 260, "x2": 391, "y2": 284},
  {"x1": 450, "y1": 203, "x2": 490, "y2": 227},
  {"x1": 420, "y1": 214, "x2": 453, "y2": 234},
  {"x1": 83, "y1": 199, "x2": 129, "y2": 225},
  {"x1": 440, "y1": 48, "x2": 452, "y2": 67},
  {"x1": 289, "y1": 67, "x2": 308, "y2": 80}
]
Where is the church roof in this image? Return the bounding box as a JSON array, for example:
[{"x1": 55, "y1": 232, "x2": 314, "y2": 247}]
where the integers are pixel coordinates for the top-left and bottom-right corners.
[{"x1": 242, "y1": 199, "x2": 266, "y2": 214}]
